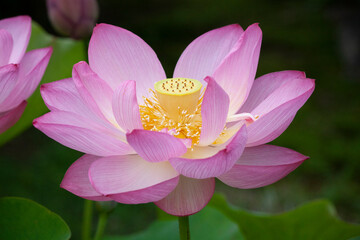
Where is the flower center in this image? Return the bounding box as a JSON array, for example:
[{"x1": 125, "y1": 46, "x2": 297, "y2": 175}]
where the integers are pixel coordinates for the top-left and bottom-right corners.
[
  {"x1": 139, "y1": 78, "x2": 203, "y2": 145},
  {"x1": 154, "y1": 78, "x2": 202, "y2": 120}
]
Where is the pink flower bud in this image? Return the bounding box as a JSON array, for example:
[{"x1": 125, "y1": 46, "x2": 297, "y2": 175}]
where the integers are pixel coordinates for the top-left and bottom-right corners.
[{"x1": 47, "y1": 0, "x2": 99, "y2": 39}]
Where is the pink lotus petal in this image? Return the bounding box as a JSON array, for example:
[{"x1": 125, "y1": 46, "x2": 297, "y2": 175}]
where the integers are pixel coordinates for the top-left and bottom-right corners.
[
  {"x1": 198, "y1": 76, "x2": 229, "y2": 146},
  {"x1": 218, "y1": 145, "x2": 308, "y2": 189},
  {"x1": 226, "y1": 113, "x2": 258, "y2": 125},
  {"x1": 246, "y1": 103, "x2": 295, "y2": 147},
  {"x1": 0, "y1": 16, "x2": 31, "y2": 63},
  {"x1": 180, "y1": 138, "x2": 193, "y2": 148},
  {"x1": 249, "y1": 72, "x2": 313, "y2": 115},
  {"x1": 112, "y1": 80, "x2": 143, "y2": 131},
  {"x1": 213, "y1": 23, "x2": 262, "y2": 115},
  {"x1": 0, "y1": 64, "x2": 19, "y2": 104},
  {"x1": 170, "y1": 124, "x2": 247, "y2": 179},
  {"x1": 72, "y1": 61, "x2": 115, "y2": 122},
  {"x1": 89, "y1": 155, "x2": 179, "y2": 196},
  {"x1": 60, "y1": 154, "x2": 110, "y2": 201},
  {"x1": 41, "y1": 78, "x2": 96, "y2": 118},
  {"x1": 212, "y1": 120, "x2": 245, "y2": 146},
  {"x1": 0, "y1": 29, "x2": 13, "y2": 66},
  {"x1": 41, "y1": 78, "x2": 126, "y2": 138},
  {"x1": 88, "y1": 23, "x2": 166, "y2": 100},
  {"x1": 0, "y1": 47, "x2": 53, "y2": 112},
  {"x1": 173, "y1": 24, "x2": 243, "y2": 84},
  {"x1": 108, "y1": 176, "x2": 179, "y2": 204},
  {"x1": 239, "y1": 70, "x2": 306, "y2": 113},
  {"x1": 126, "y1": 129, "x2": 187, "y2": 162},
  {"x1": 33, "y1": 111, "x2": 133, "y2": 156},
  {"x1": 0, "y1": 101, "x2": 26, "y2": 134},
  {"x1": 160, "y1": 128, "x2": 193, "y2": 148},
  {"x1": 155, "y1": 176, "x2": 215, "y2": 216},
  {"x1": 246, "y1": 77, "x2": 315, "y2": 146}
]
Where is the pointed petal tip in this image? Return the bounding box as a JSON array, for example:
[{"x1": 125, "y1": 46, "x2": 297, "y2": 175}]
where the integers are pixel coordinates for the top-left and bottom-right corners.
[
  {"x1": 203, "y1": 75, "x2": 211, "y2": 83},
  {"x1": 32, "y1": 118, "x2": 39, "y2": 128},
  {"x1": 46, "y1": 47, "x2": 53, "y2": 58},
  {"x1": 0, "y1": 63, "x2": 19, "y2": 71},
  {"x1": 39, "y1": 84, "x2": 46, "y2": 91},
  {"x1": 59, "y1": 180, "x2": 68, "y2": 190},
  {"x1": 225, "y1": 23, "x2": 243, "y2": 30},
  {"x1": 93, "y1": 22, "x2": 126, "y2": 33},
  {"x1": 289, "y1": 151, "x2": 309, "y2": 163},
  {"x1": 4, "y1": 63, "x2": 19, "y2": 72},
  {"x1": 39, "y1": 81, "x2": 57, "y2": 96},
  {"x1": 93, "y1": 23, "x2": 106, "y2": 31},
  {"x1": 37, "y1": 47, "x2": 53, "y2": 62},
  {"x1": 18, "y1": 15, "x2": 31, "y2": 22},
  {"x1": 72, "y1": 61, "x2": 88, "y2": 72},
  {"x1": 4, "y1": 15, "x2": 31, "y2": 24},
  {"x1": 126, "y1": 128, "x2": 136, "y2": 135},
  {"x1": 94, "y1": 23, "x2": 109, "y2": 29},
  {"x1": 218, "y1": 145, "x2": 309, "y2": 189},
  {"x1": 44, "y1": 46, "x2": 53, "y2": 54},
  {"x1": 72, "y1": 61, "x2": 92, "y2": 80},
  {"x1": 244, "y1": 23, "x2": 262, "y2": 34},
  {"x1": 120, "y1": 79, "x2": 137, "y2": 89},
  {"x1": 19, "y1": 100, "x2": 27, "y2": 107},
  {"x1": 248, "y1": 22, "x2": 260, "y2": 28},
  {"x1": 279, "y1": 70, "x2": 306, "y2": 78},
  {"x1": 304, "y1": 78, "x2": 316, "y2": 90},
  {"x1": 91, "y1": 23, "x2": 124, "y2": 39},
  {"x1": 28, "y1": 46, "x2": 53, "y2": 65},
  {"x1": 299, "y1": 71, "x2": 306, "y2": 78}
]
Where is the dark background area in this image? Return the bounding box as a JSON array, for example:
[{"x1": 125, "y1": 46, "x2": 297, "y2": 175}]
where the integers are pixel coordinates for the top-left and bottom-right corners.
[{"x1": 1, "y1": 0, "x2": 360, "y2": 238}]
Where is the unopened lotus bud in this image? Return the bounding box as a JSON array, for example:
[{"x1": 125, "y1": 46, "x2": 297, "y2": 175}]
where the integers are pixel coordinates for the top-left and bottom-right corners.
[{"x1": 47, "y1": 0, "x2": 99, "y2": 39}]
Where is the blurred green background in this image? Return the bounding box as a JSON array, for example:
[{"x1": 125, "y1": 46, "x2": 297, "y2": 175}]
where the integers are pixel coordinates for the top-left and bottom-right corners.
[{"x1": 1, "y1": 0, "x2": 359, "y2": 239}]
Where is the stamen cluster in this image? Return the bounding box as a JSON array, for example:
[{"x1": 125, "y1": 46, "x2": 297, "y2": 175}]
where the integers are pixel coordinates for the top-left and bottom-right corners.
[{"x1": 139, "y1": 90, "x2": 203, "y2": 145}]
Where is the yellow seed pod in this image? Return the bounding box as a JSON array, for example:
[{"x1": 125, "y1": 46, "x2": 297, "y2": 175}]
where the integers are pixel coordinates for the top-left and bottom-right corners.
[{"x1": 154, "y1": 78, "x2": 202, "y2": 120}]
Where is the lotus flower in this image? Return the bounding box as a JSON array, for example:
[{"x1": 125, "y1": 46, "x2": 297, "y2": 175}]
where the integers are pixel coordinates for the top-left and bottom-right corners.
[
  {"x1": 34, "y1": 23, "x2": 314, "y2": 216},
  {"x1": 0, "y1": 16, "x2": 52, "y2": 134}
]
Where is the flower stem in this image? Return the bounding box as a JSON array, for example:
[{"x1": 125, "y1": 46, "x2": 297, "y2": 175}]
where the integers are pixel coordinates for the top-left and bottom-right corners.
[
  {"x1": 82, "y1": 200, "x2": 93, "y2": 240},
  {"x1": 93, "y1": 211, "x2": 109, "y2": 240},
  {"x1": 178, "y1": 216, "x2": 190, "y2": 240}
]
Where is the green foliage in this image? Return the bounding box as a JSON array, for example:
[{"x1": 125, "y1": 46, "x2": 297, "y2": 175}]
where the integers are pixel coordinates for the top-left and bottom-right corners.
[
  {"x1": 209, "y1": 194, "x2": 360, "y2": 240},
  {"x1": 0, "y1": 197, "x2": 70, "y2": 240},
  {"x1": 0, "y1": 21, "x2": 85, "y2": 145},
  {"x1": 103, "y1": 193, "x2": 360, "y2": 240},
  {"x1": 104, "y1": 206, "x2": 243, "y2": 240}
]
